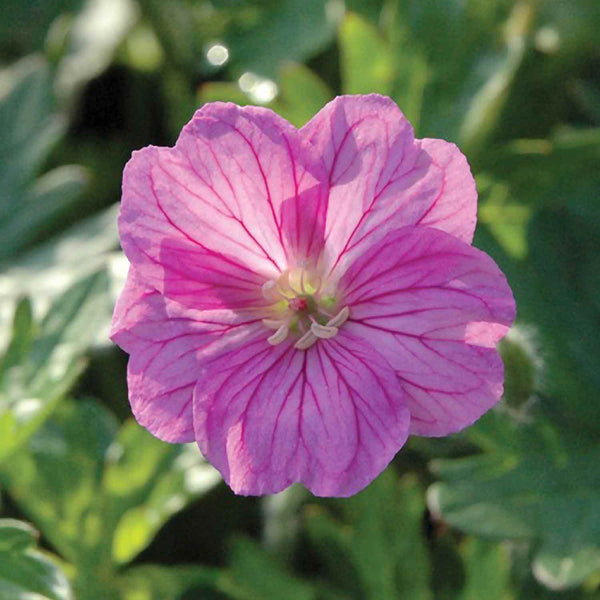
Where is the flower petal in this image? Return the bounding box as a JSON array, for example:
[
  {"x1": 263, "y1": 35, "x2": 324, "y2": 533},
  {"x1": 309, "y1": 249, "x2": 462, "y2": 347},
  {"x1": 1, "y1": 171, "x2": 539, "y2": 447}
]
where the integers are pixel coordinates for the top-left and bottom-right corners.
[
  {"x1": 301, "y1": 94, "x2": 476, "y2": 280},
  {"x1": 340, "y1": 226, "x2": 515, "y2": 437},
  {"x1": 193, "y1": 331, "x2": 410, "y2": 497},
  {"x1": 119, "y1": 103, "x2": 328, "y2": 309},
  {"x1": 110, "y1": 268, "x2": 263, "y2": 443}
]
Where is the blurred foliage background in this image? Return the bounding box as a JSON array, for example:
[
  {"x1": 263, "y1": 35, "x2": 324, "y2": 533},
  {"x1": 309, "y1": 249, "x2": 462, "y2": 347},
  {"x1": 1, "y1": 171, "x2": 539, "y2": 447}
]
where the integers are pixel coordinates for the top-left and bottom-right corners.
[{"x1": 0, "y1": 0, "x2": 599, "y2": 598}]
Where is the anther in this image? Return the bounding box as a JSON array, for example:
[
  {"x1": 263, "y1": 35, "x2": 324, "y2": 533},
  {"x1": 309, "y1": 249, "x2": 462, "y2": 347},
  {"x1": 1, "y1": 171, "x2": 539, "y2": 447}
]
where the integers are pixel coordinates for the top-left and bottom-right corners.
[
  {"x1": 267, "y1": 324, "x2": 289, "y2": 345},
  {"x1": 326, "y1": 306, "x2": 350, "y2": 328},
  {"x1": 262, "y1": 280, "x2": 281, "y2": 302},
  {"x1": 310, "y1": 323, "x2": 338, "y2": 339},
  {"x1": 294, "y1": 330, "x2": 318, "y2": 350},
  {"x1": 262, "y1": 318, "x2": 284, "y2": 330}
]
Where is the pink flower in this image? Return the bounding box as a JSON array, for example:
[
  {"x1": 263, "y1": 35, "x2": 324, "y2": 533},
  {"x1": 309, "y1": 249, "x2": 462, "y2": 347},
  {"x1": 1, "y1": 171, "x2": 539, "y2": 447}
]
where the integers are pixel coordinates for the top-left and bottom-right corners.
[{"x1": 111, "y1": 95, "x2": 515, "y2": 497}]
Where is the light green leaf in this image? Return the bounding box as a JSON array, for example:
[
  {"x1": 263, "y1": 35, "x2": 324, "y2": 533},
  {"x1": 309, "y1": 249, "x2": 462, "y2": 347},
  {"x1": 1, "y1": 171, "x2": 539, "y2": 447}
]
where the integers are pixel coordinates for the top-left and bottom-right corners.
[
  {"x1": 0, "y1": 519, "x2": 72, "y2": 600},
  {"x1": 120, "y1": 564, "x2": 227, "y2": 600},
  {"x1": 1, "y1": 398, "x2": 220, "y2": 572},
  {"x1": 0, "y1": 205, "x2": 120, "y2": 350},
  {"x1": 0, "y1": 400, "x2": 119, "y2": 565},
  {"x1": 304, "y1": 471, "x2": 432, "y2": 600},
  {"x1": 339, "y1": 13, "x2": 395, "y2": 96},
  {"x1": 0, "y1": 165, "x2": 90, "y2": 261},
  {"x1": 55, "y1": 0, "x2": 138, "y2": 100},
  {"x1": 0, "y1": 270, "x2": 111, "y2": 466},
  {"x1": 458, "y1": 3, "x2": 533, "y2": 157},
  {"x1": 276, "y1": 63, "x2": 332, "y2": 127},
  {"x1": 106, "y1": 422, "x2": 221, "y2": 565},
  {"x1": 0, "y1": 57, "x2": 62, "y2": 212}
]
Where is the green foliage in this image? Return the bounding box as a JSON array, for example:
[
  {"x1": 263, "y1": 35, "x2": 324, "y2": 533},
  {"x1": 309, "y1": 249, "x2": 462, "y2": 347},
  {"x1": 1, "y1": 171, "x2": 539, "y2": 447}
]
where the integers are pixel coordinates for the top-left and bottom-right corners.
[
  {"x1": 0, "y1": 519, "x2": 72, "y2": 600},
  {"x1": 430, "y1": 412, "x2": 600, "y2": 590},
  {"x1": 0, "y1": 57, "x2": 88, "y2": 262},
  {"x1": 1, "y1": 0, "x2": 600, "y2": 598},
  {"x1": 0, "y1": 271, "x2": 111, "y2": 466},
  {"x1": 0, "y1": 399, "x2": 220, "y2": 598},
  {"x1": 304, "y1": 472, "x2": 431, "y2": 600}
]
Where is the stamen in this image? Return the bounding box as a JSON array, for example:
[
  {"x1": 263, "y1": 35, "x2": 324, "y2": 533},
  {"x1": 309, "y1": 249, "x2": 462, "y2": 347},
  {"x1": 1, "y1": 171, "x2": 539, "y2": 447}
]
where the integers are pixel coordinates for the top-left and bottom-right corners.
[
  {"x1": 267, "y1": 324, "x2": 289, "y2": 345},
  {"x1": 262, "y1": 318, "x2": 284, "y2": 330},
  {"x1": 326, "y1": 306, "x2": 350, "y2": 328},
  {"x1": 311, "y1": 322, "x2": 338, "y2": 339},
  {"x1": 294, "y1": 330, "x2": 318, "y2": 350},
  {"x1": 262, "y1": 281, "x2": 281, "y2": 302}
]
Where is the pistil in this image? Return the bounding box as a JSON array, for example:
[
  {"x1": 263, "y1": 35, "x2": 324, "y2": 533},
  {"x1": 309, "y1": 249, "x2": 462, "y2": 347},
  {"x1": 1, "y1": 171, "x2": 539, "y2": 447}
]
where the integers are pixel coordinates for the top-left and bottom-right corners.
[{"x1": 261, "y1": 270, "x2": 349, "y2": 350}]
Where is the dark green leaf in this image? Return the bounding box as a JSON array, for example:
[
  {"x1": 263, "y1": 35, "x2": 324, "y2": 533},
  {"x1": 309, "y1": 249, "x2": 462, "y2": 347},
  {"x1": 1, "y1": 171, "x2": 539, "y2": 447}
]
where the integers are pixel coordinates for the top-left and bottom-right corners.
[
  {"x1": 225, "y1": 538, "x2": 316, "y2": 600},
  {"x1": 305, "y1": 471, "x2": 432, "y2": 600}
]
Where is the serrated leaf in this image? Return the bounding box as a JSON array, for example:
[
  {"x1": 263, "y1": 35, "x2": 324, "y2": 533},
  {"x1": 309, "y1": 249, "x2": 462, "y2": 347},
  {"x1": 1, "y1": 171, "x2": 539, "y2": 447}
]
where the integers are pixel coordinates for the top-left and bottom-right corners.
[
  {"x1": 429, "y1": 425, "x2": 600, "y2": 589},
  {"x1": 0, "y1": 519, "x2": 72, "y2": 600}
]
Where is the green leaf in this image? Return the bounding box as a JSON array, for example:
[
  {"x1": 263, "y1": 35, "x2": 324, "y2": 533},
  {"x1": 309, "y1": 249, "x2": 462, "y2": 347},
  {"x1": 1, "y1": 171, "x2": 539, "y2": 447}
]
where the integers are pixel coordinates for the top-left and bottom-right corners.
[
  {"x1": 458, "y1": 3, "x2": 533, "y2": 157},
  {"x1": 339, "y1": 13, "x2": 395, "y2": 96},
  {"x1": 0, "y1": 297, "x2": 35, "y2": 374},
  {"x1": 384, "y1": 0, "x2": 529, "y2": 144},
  {"x1": 1, "y1": 398, "x2": 220, "y2": 573},
  {"x1": 533, "y1": 544, "x2": 600, "y2": 592},
  {"x1": 0, "y1": 204, "x2": 120, "y2": 352},
  {"x1": 0, "y1": 270, "x2": 111, "y2": 466},
  {"x1": 198, "y1": 62, "x2": 332, "y2": 129},
  {"x1": 0, "y1": 56, "x2": 88, "y2": 261},
  {"x1": 105, "y1": 422, "x2": 220, "y2": 565},
  {"x1": 0, "y1": 0, "x2": 84, "y2": 54},
  {"x1": 54, "y1": 0, "x2": 138, "y2": 100},
  {"x1": 0, "y1": 165, "x2": 90, "y2": 261},
  {"x1": 0, "y1": 57, "x2": 61, "y2": 210},
  {"x1": 225, "y1": 0, "x2": 340, "y2": 78},
  {"x1": 481, "y1": 128, "x2": 600, "y2": 227},
  {"x1": 120, "y1": 564, "x2": 227, "y2": 600},
  {"x1": 0, "y1": 519, "x2": 72, "y2": 600},
  {"x1": 304, "y1": 471, "x2": 432, "y2": 600},
  {"x1": 276, "y1": 63, "x2": 332, "y2": 127},
  {"x1": 429, "y1": 421, "x2": 600, "y2": 589},
  {"x1": 225, "y1": 538, "x2": 316, "y2": 600},
  {"x1": 0, "y1": 400, "x2": 119, "y2": 565},
  {"x1": 457, "y1": 538, "x2": 513, "y2": 600}
]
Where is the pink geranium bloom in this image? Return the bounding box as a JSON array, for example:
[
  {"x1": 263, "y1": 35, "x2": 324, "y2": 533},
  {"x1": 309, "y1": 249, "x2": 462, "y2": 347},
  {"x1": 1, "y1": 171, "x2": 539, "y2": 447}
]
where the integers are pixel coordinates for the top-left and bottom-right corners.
[{"x1": 111, "y1": 95, "x2": 515, "y2": 497}]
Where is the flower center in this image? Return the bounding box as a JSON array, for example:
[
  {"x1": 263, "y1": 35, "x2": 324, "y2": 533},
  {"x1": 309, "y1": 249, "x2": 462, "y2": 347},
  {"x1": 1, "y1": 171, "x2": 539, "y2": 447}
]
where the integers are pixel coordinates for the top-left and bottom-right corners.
[{"x1": 261, "y1": 268, "x2": 349, "y2": 350}]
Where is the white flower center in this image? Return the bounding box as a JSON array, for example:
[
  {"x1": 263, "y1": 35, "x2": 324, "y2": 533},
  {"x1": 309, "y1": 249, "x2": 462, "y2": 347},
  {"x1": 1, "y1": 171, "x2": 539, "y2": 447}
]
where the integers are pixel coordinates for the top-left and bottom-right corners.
[{"x1": 261, "y1": 268, "x2": 349, "y2": 350}]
